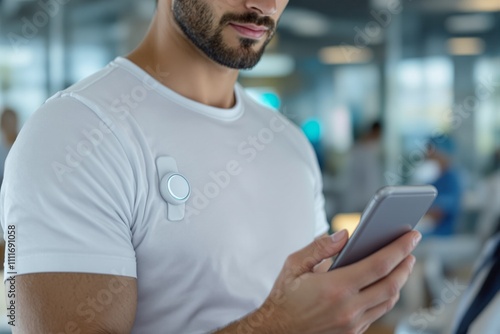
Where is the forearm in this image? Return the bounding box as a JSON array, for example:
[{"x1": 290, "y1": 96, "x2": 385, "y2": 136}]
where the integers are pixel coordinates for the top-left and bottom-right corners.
[{"x1": 213, "y1": 300, "x2": 289, "y2": 334}]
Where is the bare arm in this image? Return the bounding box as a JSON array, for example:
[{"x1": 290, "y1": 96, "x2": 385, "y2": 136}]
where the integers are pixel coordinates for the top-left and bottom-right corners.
[
  {"x1": 214, "y1": 230, "x2": 420, "y2": 334},
  {"x1": 9, "y1": 230, "x2": 418, "y2": 334},
  {"x1": 8, "y1": 273, "x2": 137, "y2": 334}
]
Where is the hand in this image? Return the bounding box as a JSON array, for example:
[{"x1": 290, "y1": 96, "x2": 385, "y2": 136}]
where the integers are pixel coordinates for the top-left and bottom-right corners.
[{"x1": 249, "y1": 230, "x2": 420, "y2": 334}]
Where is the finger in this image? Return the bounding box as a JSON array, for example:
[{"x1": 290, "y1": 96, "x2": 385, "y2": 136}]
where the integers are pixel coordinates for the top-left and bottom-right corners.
[
  {"x1": 340, "y1": 230, "x2": 421, "y2": 290},
  {"x1": 359, "y1": 292, "x2": 400, "y2": 330},
  {"x1": 356, "y1": 255, "x2": 415, "y2": 311},
  {"x1": 286, "y1": 230, "x2": 348, "y2": 275},
  {"x1": 313, "y1": 257, "x2": 334, "y2": 273}
]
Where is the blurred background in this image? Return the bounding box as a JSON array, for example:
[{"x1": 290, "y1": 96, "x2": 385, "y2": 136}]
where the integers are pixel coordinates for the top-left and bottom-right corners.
[{"x1": 1, "y1": 0, "x2": 499, "y2": 333}]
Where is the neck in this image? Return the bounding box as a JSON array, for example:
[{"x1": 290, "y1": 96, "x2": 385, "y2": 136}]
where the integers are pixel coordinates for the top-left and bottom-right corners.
[{"x1": 126, "y1": 10, "x2": 239, "y2": 109}]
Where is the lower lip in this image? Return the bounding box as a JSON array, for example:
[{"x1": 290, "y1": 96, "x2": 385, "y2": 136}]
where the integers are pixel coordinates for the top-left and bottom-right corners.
[{"x1": 229, "y1": 24, "x2": 267, "y2": 39}]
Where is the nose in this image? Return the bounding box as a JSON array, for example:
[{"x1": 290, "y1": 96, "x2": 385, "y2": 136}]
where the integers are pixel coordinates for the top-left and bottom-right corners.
[{"x1": 244, "y1": 0, "x2": 278, "y2": 16}]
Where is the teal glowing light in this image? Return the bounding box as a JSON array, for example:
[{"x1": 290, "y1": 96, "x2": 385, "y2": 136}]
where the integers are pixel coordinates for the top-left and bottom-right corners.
[
  {"x1": 245, "y1": 88, "x2": 282, "y2": 110},
  {"x1": 302, "y1": 118, "x2": 322, "y2": 142},
  {"x1": 260, "y1": 92, "x2": 281, "y2": 110}
]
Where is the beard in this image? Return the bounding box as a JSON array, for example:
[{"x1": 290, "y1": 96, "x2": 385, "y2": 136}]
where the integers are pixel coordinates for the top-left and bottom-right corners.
[{"x1": 172, "y1": 0, "x2": 276, "y2": 69}]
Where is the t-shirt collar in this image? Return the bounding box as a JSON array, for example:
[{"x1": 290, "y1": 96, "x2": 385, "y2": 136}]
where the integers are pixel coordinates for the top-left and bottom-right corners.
[{"x1": 113, "y1": 57, "x2": 244, "y2": 122}]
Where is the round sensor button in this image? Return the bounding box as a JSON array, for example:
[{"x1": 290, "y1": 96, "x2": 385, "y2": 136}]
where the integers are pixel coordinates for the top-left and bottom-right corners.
[{"x1": 160, "y1": 173, "x2": 191, "y2": 205}]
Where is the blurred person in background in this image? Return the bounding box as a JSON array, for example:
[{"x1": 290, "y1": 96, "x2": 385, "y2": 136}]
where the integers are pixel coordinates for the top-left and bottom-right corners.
[
  {"x1": 423, "y1": 135, "x2": 462, "y2": 236},
  {"x1": 397, "y1": 138, "x2": 499, "y2": 334},
  {"x1": 0, "y1": 107, "x2": 18, "y2": 187},
  {"x1": 404, "y1": 135, "x2": 467, "y2": 311},
  {"x1": 343, "y1": 121, "x2": 385, "y2": 212},
  {"x1": 0, "y1": 1, "x2": 421, "y2": 333}
]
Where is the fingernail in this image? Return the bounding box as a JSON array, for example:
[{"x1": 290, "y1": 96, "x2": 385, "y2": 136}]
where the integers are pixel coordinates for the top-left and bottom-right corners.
[
  {"x1": 331, "y1": 229, "x2": 348, "y2": 243},
  {"x1": 413, "y1": 232, "x2": 422, "y2": 247}
]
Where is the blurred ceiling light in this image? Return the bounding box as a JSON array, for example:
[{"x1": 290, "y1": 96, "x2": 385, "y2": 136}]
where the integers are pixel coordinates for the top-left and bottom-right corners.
[
  {"x1": 240, "y1": 54, "x2": 295, "y2": 78},
  {"x1": 456, "y1": 0, "x2": 500, "y2": 12},
  {"x1": 417, "y1": 0, "x2": 500, "y2": 12},
  {"x1": 279, "y1": 8, "x2": 331, "y2": 37},
  {"x1": 445, "y1": 14, "x2": 495, "y2": 34},
  {"x1": 447, "y1": 37, "x2": 485, "y2": 56},
  {"x1": 319, "y1": 46, "x2": 374, "y2": 65}
]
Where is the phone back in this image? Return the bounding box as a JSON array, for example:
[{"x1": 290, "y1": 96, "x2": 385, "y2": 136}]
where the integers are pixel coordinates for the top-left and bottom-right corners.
[{"x1": 330, "y1": 186, "x2": 437, "y2": 270}]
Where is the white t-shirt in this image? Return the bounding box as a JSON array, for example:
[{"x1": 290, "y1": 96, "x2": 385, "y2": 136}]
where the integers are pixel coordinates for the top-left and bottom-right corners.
[{"x1": 0, "y1": 57, "x2": 328, "y2": 333}]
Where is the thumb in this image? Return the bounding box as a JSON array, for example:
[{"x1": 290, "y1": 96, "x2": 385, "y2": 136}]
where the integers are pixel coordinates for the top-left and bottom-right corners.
[{"x1": 288, "y1": 229, "x2": 349, "y2": 276}]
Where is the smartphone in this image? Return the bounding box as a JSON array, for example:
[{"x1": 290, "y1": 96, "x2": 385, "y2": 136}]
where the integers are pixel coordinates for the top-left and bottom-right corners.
[{"x1": 328, "y1": 185, "x2": 437, "y2": 271}]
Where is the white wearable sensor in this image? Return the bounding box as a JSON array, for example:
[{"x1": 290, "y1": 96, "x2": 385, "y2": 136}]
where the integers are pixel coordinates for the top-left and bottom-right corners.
[{"x1": 156, "y1": 156, "x2": 191, "y2": 221}]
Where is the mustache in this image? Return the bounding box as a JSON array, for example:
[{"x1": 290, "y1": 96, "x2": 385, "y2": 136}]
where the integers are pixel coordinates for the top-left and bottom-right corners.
[{"x1": 219, "y1": 12, "x2": 276, "y2": 31}]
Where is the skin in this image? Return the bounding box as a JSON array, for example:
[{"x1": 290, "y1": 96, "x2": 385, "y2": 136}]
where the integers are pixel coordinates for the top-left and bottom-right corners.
[
  {"x1": 127, "y1": 0, "x2": 286, "y2": 109},
  {"x1": 215, "y1": 230, "x2": 420, "y2": 334},
  {"x1": 12, "y1": 1, "x2": 421, "y2": 333}
]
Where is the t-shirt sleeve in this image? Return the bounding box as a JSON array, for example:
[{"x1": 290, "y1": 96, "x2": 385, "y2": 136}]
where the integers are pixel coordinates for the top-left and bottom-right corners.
[
  {"x1": 0, "y1": 96, "x2": 137, "y2": 280},
  {"x1": 278, "y1": 112, "x2": 329, "y2": 238},
  {"x1": 293, "y1": 119, "x2": 329, "y2": 237}
]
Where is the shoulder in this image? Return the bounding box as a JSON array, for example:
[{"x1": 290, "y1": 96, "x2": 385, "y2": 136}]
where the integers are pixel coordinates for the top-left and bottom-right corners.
[
  {"x1": 18, "y1": 58, "x2": 148, "y2": 162},
  {"x1": 6, "y1": 90, "x2": 134, "y2": 187},
  {"x1": 63, "y1": 58, "x2": 143, "y2": 98},
  {"x1": 53, "y1": 57, "x2": 153, "y2": 121}
]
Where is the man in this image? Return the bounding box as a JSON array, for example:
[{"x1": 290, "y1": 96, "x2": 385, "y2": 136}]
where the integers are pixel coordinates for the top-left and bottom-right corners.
[
  {"x1": 1, "y1": 1, "x2": 420, "y2": 333},
  {"x1": 404, "y1": 136, "x2": 462, "y2": 307},
  {"x1": 425, "y1": 135, "x2": 462, "y2": 236}
]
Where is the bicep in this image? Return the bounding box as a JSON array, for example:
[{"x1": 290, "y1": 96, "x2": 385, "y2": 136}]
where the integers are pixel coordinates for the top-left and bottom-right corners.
[{"x1": 10, "y1": 273, "x2": 137, "y2": 334}]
